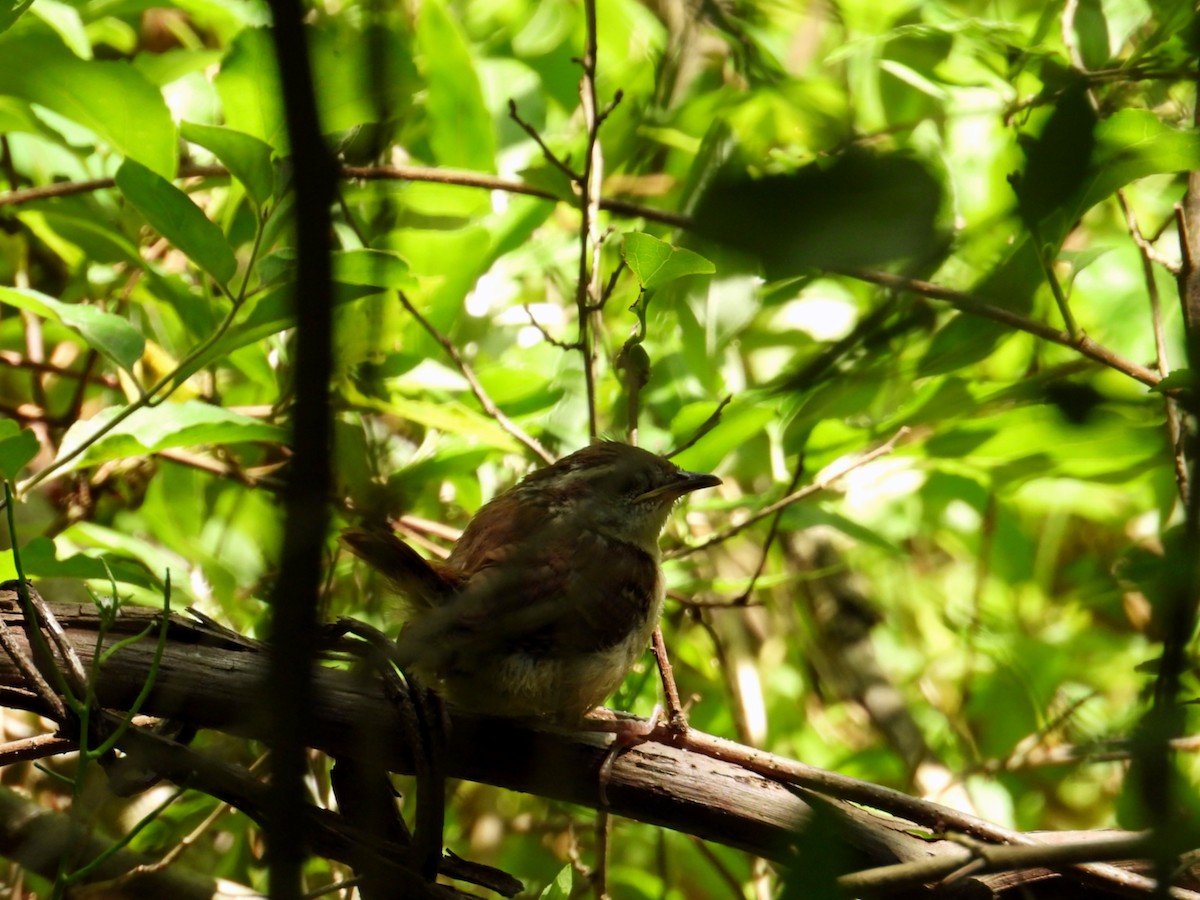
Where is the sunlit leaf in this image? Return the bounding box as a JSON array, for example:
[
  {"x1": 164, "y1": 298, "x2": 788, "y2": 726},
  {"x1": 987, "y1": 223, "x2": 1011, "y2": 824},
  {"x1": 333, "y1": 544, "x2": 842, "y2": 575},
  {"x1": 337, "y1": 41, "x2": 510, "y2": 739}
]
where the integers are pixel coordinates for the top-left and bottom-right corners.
[
  {"x1": 116, "y1": 159, "x2": 238, "y2": 287},
  {"x1": 622, "y1": 233, "x2": 715, "y2": 290},
  {"x1": 0, "y1": 536, "x2": 155, "y2": 588},
  {"x1": 54, "y1": 401, "x2": 285, "y2": 471},
  {"x1": 381, "y1": 395, "x2": 523, "y2": 453},
  {"x1": 181, "y1": 121, "x2": 275, "y2": 208},
  {"x1": 0, "y1": 286, "x2": 144, "y2": 372},
  {"x1": 417, "y1": 0, "x2": 495, "y2": 172},
  {"x1": 214, "y1": 27, "x2": 285, "y2": 150},
  {"x1": 0, "y1": 34, "x2": 176, "y2": 176}
]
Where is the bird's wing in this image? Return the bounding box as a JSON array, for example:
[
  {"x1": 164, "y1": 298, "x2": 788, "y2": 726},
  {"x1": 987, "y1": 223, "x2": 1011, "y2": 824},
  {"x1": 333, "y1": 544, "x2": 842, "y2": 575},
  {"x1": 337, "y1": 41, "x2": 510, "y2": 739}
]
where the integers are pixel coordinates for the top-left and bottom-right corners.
[{"x1": 394, "y1": 530, "x2": 659, "y2": 669}]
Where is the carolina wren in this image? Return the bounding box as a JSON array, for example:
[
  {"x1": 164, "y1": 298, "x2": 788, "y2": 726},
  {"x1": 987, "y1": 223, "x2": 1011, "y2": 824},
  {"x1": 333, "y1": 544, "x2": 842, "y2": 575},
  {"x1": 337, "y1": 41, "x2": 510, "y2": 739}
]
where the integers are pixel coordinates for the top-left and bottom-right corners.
[{"x1": 343, "y1": 442, "x2": 721, "y2": 724}]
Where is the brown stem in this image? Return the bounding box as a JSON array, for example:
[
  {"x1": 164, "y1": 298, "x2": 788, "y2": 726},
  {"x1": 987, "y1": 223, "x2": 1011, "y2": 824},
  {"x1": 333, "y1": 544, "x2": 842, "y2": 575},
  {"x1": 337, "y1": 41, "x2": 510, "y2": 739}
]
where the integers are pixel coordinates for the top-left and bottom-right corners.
[
  {"x1": 396, "y1": 291, "x2": 554, "y2": 464},
  {"x1": 840, "y1": 268, "x2": 1162, "y2": 388}
]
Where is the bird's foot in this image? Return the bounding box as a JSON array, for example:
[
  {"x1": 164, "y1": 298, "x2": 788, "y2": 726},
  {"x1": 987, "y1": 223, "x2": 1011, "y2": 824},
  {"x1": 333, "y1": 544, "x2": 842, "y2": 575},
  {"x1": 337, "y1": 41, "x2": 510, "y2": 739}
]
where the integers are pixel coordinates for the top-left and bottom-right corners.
[{"x1": 586, "y1": 706, "x2": 691, "y2": 806}]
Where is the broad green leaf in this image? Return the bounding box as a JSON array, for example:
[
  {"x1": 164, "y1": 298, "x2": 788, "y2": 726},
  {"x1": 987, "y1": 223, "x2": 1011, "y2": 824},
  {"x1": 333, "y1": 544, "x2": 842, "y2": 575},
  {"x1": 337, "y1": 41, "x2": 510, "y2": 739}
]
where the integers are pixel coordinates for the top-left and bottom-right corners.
[
  {"x1": 214, "y1": 27, "x2": 285, "y2": 150},
  {"x1": 310, "y1": 21, "x2": 416, "y2": 136},
  {"x1": 1077, "y1": 109, "x2": 1200, "y2": 214},
  {"x1": 622, "y1": 232, "x2": 715, "y2": 290},
  {"x1": 180, "y1": 121, "x2": 274, "y2": 208},
  {"x1": 54, "y1": 401, "x2": 285, "y2": 471},
  {"x1": 116, "y1": 159, "x2": 238, "y2": 287},
  {"x1": 0, "y1": 422, "x2": 38, "y2": 479},
  {"x1": 922, "y1": 107, "x2": 1200, "y2": 379},
  {"x1": 1072, "y1": 0, "x2": 1111, "y2": 70},
  {"x1": 0, "y1": 34, "x2": 175, "y2": 176},
  {"x1": 670, "y1": 397, "x2": 776, "y2": 473},
  {"x1": 17, "y1": 209, "x2": 144, "y2": 269},
  {"x1": 0, "y1": 536, "x2": 155, "y2": 588},
  {"x1": 379, "y1": 395, "x2": 523, "y2": 453},
  {"x1": 333, "y1": 249, "x2": 414, "y2": 290},
  {"x1": 29, "y1": 0, "x2": 89, "y2": 57},
  {"x1": 417, "y1": 0, "x2": 495, "y2": 172},
  {"x1": 0, "y1": 286, "x2": 144, "y2": 372}
]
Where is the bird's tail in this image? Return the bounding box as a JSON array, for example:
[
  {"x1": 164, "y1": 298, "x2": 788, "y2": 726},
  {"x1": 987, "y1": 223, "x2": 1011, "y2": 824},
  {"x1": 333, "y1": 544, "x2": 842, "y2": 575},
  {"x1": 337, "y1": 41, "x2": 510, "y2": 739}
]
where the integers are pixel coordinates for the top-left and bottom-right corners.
[{"x1": 341, "y1": 526, "x2": 461, "y2": 609}]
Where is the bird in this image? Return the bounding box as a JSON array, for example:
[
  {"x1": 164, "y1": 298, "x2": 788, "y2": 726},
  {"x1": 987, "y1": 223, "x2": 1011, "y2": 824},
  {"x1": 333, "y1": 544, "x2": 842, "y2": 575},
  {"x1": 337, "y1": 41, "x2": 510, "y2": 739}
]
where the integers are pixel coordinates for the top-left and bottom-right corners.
[{"x1": 342, "y1": 441, "x2": 721, "y2": 724}]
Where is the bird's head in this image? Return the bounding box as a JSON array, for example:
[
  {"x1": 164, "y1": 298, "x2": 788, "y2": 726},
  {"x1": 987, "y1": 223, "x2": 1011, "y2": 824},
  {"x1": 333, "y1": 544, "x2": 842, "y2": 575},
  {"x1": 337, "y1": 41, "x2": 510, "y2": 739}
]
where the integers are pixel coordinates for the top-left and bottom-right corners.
[{"x1": 522, "y1": 442, "x2": 721, "y2": 550}]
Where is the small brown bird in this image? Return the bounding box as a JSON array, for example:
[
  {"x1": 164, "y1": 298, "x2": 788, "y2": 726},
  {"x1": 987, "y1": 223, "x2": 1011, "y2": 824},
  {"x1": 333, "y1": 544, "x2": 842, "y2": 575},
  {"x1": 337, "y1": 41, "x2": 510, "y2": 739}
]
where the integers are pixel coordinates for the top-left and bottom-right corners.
[{"x1": 343, "y1": 442, "x2": 721, "y2": 724}]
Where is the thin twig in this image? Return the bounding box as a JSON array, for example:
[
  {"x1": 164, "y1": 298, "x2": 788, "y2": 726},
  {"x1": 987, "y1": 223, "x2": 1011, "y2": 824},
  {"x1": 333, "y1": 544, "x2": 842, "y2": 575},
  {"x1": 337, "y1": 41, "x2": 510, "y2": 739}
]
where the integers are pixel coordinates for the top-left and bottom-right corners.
[
  {"x1": 0, "y1": 351, "x2": 118, "y2": 388},
  {"x1": 1119, "y1": 191, "x2": 1188, "y2": 504},
  {"x1": 396, "y1": 291, "x2": 554, "y2": 465},
  {"x1": 650, "y1": 626, "x2": 686, "y2": 726},
  {"x1": 666, "y1": 396, "x2": 731, "y2": 459},
  {"x1": 0, "y1": 160, "x2": 691, "y2": 228},
  {"x1": 574, "y1": 0, "x2": 605, "y2": 441},
  {"x1": 0, "y1": 731, "x2": 76, "y2": 764},
  {"x1": 839, "y1": 268, "x2": 1162, "y2": 388},
  {"x1": 841, "y1": 833, "x2": 1156, "y2": 896},
  {"x1": 730, "y1": 457, "x2": 804, "y2": 607},
  {"x1": 688, "y1": 836, "x2": 749, "y2": 899},
  {"x1": 594, "y1": 809, "x2": 610, "y2": 900},
  {"x1": 507, "y1": 99, "x2": 580, "y2": 182},
  {"x1": 0, "y1": 614, "x2": 67, "y2": 723},
  {"x1": 0, "y1": 164, "x2": 226, "y2": 208},
  {"x1": 668, "y1": 427, "x2": 911, "y2": 560},
  {"x1": 523, "y1": 304, "x2": 579, "y2": 350},
  {"x1": 1027, "y1": 220, "x2": 1079, "y2": 337},
  {"x1": 1122, "y1": 201, "x2": 1181, "y2": 275}
]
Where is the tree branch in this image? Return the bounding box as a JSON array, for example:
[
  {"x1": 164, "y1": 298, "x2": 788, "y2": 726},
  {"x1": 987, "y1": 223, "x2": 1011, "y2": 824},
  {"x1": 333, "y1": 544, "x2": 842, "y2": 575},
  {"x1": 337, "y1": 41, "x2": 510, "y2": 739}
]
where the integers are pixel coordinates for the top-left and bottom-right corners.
[{"x1": 0, "y1": 591, "x2": 1192, "y2": 898}]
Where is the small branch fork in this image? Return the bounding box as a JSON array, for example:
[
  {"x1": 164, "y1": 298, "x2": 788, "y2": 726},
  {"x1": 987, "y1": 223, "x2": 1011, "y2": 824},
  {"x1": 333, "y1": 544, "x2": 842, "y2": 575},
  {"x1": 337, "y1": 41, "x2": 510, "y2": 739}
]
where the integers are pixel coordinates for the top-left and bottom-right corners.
[
  {"x1": 396, "y1": 291, "x2": 555, "y2": 465},
  {"x1": 667, "y1": 426, "x2": 912, "y2": 560}
]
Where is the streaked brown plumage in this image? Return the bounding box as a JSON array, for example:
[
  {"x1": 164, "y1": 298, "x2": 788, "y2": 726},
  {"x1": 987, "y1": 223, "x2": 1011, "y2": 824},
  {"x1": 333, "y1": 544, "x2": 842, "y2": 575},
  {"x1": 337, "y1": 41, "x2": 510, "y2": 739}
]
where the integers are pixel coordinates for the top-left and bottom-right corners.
[{"x1": 343, "y1": 442, "x2": 720, "y2": 723}]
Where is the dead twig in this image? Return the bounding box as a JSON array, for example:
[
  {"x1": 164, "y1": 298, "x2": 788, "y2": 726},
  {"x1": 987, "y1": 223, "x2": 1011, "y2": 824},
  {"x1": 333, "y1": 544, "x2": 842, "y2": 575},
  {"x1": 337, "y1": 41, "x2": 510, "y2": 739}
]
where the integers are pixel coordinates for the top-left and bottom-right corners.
[{"x1": 396, "y1": 291, "x2": 554, "y2": 465}]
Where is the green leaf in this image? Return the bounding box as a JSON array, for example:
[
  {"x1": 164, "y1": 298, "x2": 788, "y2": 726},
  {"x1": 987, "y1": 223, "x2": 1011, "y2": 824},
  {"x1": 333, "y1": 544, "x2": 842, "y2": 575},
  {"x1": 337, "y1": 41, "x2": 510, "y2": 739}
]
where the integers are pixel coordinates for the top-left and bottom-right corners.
[
  {"x1": 375, "y1": 395, "x2": 523, "y2": 453},
  {"x1": 0, "y1": 286, "x2": 144, "y2": 372},
  {"x1": 417, "y1": 0, "x2": 496, "y2": 172},
  {"x1": 310, "y1": 21, "x2": 415, "y2": 136},
  {"x1": 116, "y1": 159, "x2": 238, "y2": 287},
  {"x1": 0, "y1": 34, "x2": 175, "y2": 176},
  {"x1": 0, "y1": 0, "x2": 36, "y2": 35},
  {"x1": 180, "y1": 121, "x2": 275, "y2": 208},
  {"x1": 692, "y1": 151, "x2": 945, "y2": 275},
  {"x1": 332, "y1": 249, "x2": 414, "y2": 290},
  {"x1": 670, "y1": 397, "x2": 776, "y2": 473},
  {"x1": 54, "y1": 401, "x2": 286, "y2": 471},
  {"x1": 1072, "y1": 0, "x2": 1111, "y2": 69},
  {"x1": 0, "y1": 421, "x2": 38, "y2": 479},
  {"x1": 0, "y1": 536, "x2": 155, "y2": 588},
  {"x1": 1078, "y1": 109, "x2": 1200, "y2": 213},
  {"x1": 622, "y1": 233, "x2": 715, "y2": 290},
  {"x1": 1151, "y1": 368, "x2": 1198, "y2": 395},
  {"x1": 539, "y1": 865, "x2": 574, "y2": 900},
  {"x1": 215, "y1": 27, "x2": 285, "y2": 150},
  {"x1": 29, "y1": 0, "x2": 90, "y2": 57}
]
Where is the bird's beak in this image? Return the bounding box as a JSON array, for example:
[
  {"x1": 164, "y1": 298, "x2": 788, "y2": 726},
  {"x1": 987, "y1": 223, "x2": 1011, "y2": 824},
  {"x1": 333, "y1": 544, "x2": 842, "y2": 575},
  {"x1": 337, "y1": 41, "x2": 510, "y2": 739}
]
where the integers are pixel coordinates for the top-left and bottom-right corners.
[{"x1": 636, "y1": 470, "x2": 722, "y2": 503}]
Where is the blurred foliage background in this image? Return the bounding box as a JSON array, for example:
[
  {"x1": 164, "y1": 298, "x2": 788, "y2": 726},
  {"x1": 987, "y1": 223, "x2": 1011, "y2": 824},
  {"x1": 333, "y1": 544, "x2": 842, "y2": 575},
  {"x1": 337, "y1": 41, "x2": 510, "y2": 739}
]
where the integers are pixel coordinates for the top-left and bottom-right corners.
[{"x1": 1, "y1": 0, "x2": 1199, "y2": 895}]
